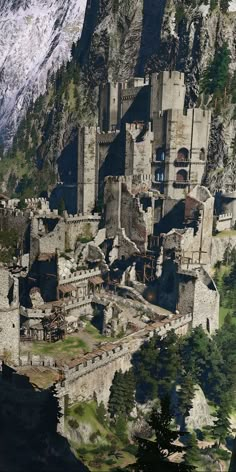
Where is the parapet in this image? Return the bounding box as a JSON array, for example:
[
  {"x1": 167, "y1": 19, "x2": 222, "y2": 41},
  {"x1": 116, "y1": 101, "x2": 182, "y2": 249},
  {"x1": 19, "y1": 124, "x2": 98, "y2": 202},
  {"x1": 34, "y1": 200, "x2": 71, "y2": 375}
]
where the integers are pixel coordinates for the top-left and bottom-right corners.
[
  {"x1": 218, "y1": 213, "x2": 233, "y2": 221},
  {"x1": 59, "y1": 267, "x2": 102, "y2": 284},
  {"x1": 65, "y1": 213, "x2": 101, "y2": 223}
]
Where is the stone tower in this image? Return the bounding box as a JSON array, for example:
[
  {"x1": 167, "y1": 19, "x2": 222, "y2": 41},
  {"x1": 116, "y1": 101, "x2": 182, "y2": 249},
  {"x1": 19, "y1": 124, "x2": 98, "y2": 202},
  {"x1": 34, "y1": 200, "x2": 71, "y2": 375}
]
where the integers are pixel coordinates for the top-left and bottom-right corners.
[
  {"x1": 151, "y1": 72, "x2": 211, "y2": 200},
  {"x1": 77, "y1": 126, "x2": 97, "y2": 214}
]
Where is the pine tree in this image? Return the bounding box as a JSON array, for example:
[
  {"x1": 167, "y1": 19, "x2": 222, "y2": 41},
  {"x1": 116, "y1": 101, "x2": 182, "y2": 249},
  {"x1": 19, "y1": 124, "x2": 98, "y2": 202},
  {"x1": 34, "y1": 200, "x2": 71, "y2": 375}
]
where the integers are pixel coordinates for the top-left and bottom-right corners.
[
  {"x1": 132, "y1": 397, "x2": 195, "y2": 472},
  {"x1": 123, "y1": 370, "x2": 136, "y2": 416},
  {"x1": 132, "y1": 334, "x2": 162, "y2": 403},
  {"x1": 201, "y1": 42, "x2": 231, "y2": 98},
  {"x1": 108, "y1": 370, "x2": 127, "y2": 418},
  {"x1": 213, "y1": 399, "x2": 231, "y2": 446},
  {"x1": 157, "y1": 330, "x2": 182, "y2": 399},
  {"x1": 184, "y1": 433, "x2": 202, "y2": 469},
  {"x1": 96, "y1": 401, "x2": 106, "y2": 426},
  {"x1": 108, "y1": 370, "x2": 136, "y2": 419},
  {"x1": 177, "y1": 372, "x2": 195, "y2": 427},
  {"x1": 115, "y1": 415, "x2": 127, "y2": 442}
]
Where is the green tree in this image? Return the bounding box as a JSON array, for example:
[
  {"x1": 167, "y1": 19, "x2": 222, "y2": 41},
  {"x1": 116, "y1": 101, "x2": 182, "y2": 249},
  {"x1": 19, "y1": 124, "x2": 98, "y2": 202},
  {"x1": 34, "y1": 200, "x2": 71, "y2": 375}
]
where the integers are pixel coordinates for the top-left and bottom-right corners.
[
  {"x1": 213, "y1": 399, "x2": 231, "y2": 446},
  {"x1": 108, "y1": 370, "x2": 135, "y2": 419},
  {"x1": 157, "y1": 330, "x2": 182, "y2": 399},
  {"x1": 220, "y1": 0, "x2": 229, "y2": 13},
  {"x1": 201, "y1": 42, "x2": 231, "y2": 99},
  {"x1": 177, "y1": 372, "x2": 195, "y2": 427},
  {"x1": 131, "y1": 397, "x2": 195, "y2": 472},
  {"x1": 115, "y1": 415, "x2": 127, "y2": 442},
  {"x1": 96, "y1": 401, "x2": 106, "y2": 426},
  {"x1": 184, "y1": 433, "x2": 202, "y2": 469},
  {"x1": 132, "y1": 334, "x2": 162, "y2": 403}
]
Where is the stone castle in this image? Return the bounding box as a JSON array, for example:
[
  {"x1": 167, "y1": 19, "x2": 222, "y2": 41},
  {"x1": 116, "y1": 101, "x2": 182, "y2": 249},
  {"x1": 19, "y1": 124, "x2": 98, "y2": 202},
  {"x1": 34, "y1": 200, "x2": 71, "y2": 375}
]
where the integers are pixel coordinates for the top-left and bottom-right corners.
[
  {"x1": 76, "y1": 71, "x2": 211, "y2": 214},
  {"x1": 0, "y1": 70, "x2": 225, "y2": 433}
]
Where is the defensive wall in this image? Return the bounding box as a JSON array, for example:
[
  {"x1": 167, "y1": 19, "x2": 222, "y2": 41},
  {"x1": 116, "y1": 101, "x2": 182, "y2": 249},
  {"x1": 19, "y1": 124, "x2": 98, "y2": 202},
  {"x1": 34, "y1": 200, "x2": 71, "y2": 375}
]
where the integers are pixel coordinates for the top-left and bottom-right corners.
[{"x1": 55, "y1": 313, "x2": 192, "y2": 431}]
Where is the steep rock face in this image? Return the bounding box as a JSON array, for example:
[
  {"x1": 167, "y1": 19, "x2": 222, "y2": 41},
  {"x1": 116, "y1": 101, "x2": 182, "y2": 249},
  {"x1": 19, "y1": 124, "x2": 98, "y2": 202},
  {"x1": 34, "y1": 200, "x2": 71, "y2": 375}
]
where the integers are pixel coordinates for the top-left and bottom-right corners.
[{"x1": 0, "y1": 0, "x2": 87, "y2": 144}]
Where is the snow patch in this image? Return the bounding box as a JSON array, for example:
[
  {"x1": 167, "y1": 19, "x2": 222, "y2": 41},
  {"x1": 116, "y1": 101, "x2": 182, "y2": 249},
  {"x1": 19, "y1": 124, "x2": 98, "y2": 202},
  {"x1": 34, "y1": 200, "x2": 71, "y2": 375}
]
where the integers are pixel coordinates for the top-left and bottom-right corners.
[{"x1": 0, "y1": 0, "x2": 87, "y2": 144}]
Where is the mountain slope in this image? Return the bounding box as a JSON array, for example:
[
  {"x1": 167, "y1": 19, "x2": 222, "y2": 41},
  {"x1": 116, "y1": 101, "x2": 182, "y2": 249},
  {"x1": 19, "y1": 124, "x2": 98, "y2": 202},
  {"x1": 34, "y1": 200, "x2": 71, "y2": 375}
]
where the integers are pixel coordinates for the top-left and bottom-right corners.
[
  {"x1": 3, "y1": 0, "x2": 236, "y2": 197},
  {"x1": 0, "y1": 0, "x2": 87, "y2": 145}
]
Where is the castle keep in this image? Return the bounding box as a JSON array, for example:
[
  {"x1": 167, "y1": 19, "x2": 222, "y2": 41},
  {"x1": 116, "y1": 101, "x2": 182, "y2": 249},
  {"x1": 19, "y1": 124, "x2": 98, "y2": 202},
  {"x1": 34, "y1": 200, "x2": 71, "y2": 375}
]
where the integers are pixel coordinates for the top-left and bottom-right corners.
[{"x1": 75, "y1": 71, "x2": 211, "y2": 214}]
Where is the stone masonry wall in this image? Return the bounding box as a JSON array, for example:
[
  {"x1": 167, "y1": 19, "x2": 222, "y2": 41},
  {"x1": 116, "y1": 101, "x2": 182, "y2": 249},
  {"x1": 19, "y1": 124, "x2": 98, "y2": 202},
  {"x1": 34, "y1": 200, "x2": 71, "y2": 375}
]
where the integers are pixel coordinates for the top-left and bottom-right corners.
[
  {"x1": 65, "y1": 215, "x2": 101, "y2": 251},
  {"x1": 39, "y1": 221, "x2": 66, "y2": 255},
  {"x1": 77, "y1": 126, "x2": 97, "y2": 214},
  {"x1": 0, "y1": 307, "x2": 20, "y2": 365},
  {"x1": 193, "y1": 271, "x2": 219, "y2": 334},
  {"x1": 125, "y1": 123, "x2": 153, "y2": 176}
]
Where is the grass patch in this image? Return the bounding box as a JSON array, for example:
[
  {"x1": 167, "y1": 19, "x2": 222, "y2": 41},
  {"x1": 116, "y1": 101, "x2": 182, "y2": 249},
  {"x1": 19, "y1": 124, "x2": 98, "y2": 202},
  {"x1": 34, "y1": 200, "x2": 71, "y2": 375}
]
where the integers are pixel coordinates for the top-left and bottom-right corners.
[
  {"x1": 84, "y1": 322, "x2": 112, "y2": 342},
  {"x1": 214, "y1": 230, "x2": 236, "y2": 238},
  {"x1": 27, "y1": 335, "x2": 90, "y2": 360},
  {"x1": 66, "y1": 401, "x2": 135, "y2": 471},
  {"x1": 219, "y1": 306, "x2": 235, "y2": 327}
]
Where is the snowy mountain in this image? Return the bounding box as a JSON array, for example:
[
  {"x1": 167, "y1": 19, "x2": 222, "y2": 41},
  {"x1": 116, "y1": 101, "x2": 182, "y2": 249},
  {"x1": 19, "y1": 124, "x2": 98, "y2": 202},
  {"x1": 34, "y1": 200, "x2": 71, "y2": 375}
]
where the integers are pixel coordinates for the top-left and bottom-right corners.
[{"x1": 0, "y1": 0, "x2": 87, "y2": 144}]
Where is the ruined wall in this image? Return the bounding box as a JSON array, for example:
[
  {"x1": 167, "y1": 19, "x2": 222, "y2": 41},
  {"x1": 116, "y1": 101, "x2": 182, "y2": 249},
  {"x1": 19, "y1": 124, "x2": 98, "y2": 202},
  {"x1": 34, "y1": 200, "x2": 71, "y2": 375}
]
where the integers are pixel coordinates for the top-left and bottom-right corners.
[
  {"x1": 77, "y1": 126, "x2": 97, "y2": 214},
  {"x1": 109, "y1": 228, "x2": 140, "y2": 263},
  {"x1": 104, "y1": 176, "x2": 122, "y2": 239},
  {"x1": 177, "y1": 271, "x2": 195, "y2": 315},
  {"x1": 65, "y1": 214, "x2": 101, "y2": 250},
  {"x1": 0, "y1": 307, "x2": 20, "y2": 365},
  {"x1": 193, "y1": 270, "x2": 219, "y2": 333},
  {"x1": 216, "y1": 214, "x2": 232, "y2": 232},
  {"x1": 39, "y1": 221, "x2": 66, "y2": 255}
]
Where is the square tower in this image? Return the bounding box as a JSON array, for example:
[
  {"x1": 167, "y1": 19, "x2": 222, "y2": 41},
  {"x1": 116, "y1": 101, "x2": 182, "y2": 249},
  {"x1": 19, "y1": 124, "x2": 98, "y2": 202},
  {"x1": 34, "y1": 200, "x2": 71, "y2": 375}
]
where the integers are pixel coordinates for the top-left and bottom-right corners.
[{"x1": 77, "y1": 126, "x2": 97, "y2": 214}]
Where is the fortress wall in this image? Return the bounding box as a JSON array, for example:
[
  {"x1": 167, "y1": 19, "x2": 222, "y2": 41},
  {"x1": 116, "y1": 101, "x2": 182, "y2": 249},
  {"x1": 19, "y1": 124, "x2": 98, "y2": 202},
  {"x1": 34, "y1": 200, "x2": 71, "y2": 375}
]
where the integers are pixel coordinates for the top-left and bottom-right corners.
[
  {"x1": 0, "y1": 307, "x2": 20, "y2": 366},
  {"x1": 57, "y1": 315, "x2": 192, "y2": 413}
]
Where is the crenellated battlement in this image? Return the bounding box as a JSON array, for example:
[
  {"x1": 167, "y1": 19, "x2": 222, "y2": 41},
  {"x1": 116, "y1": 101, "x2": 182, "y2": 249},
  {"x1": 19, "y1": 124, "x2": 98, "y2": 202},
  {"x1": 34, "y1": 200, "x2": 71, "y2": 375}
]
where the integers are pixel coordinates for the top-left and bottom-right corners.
[
  {"x1": 218, "y1": 213, "x2": 232, "y2": 221},
  {"x1": 57, "y1": 313, "x2": 192, "y2": 385},
  {"x1": 59, "y1": 267, "x2": 102, "y2": 285},
  {"x1": 126, "y1": 122, "x2": 152, "y2": 133},
  {"x1": 65, "y1": 213, "x2": 101, "y2": 223}
]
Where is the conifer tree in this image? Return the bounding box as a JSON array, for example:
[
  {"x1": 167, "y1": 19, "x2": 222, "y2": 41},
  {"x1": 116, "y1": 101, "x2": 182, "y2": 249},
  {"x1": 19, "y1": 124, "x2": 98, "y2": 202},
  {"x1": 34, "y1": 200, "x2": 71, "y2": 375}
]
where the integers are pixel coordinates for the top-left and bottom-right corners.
[
  {"x1": 213, "y1": 399, "x2": 231, "y2": 446},
  {"x1": 132, "y1": 397, "x2": 195, "y2": 472},
  {"x1": 184, "y1": 433, "x2": 202, "y2": 469},
  {"x1": 177, "y1": 371, "x2": 195, "y2": 427}
]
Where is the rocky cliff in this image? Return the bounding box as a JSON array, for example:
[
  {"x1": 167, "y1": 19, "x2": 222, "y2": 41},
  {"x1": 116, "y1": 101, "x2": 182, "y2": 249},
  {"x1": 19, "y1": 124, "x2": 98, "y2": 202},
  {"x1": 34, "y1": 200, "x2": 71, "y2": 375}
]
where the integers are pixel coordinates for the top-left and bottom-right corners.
[
  {"x1": 3, "y1": 0, "x2": 236, "y2": 196},
  {"x1": 0, "y1": 0, "x2": 87, "y2": 145}
]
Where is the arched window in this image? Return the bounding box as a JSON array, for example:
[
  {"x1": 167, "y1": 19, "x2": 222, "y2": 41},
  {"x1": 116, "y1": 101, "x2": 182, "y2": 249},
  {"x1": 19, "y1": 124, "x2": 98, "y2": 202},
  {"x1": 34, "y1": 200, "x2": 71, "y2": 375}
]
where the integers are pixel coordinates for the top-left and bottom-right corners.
[
  {"x1": 156, "y1": 147, "x2": 165, "y2": 161},
  {"x1": 176, "y1": 169, "x2": 188, "y2": 182},
  {"x1": 155, "y1": 168, "x2": 164, "y2": 182},
  {"x1": 177, "y1": 147, "x2": 189, "y2": 161}
]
